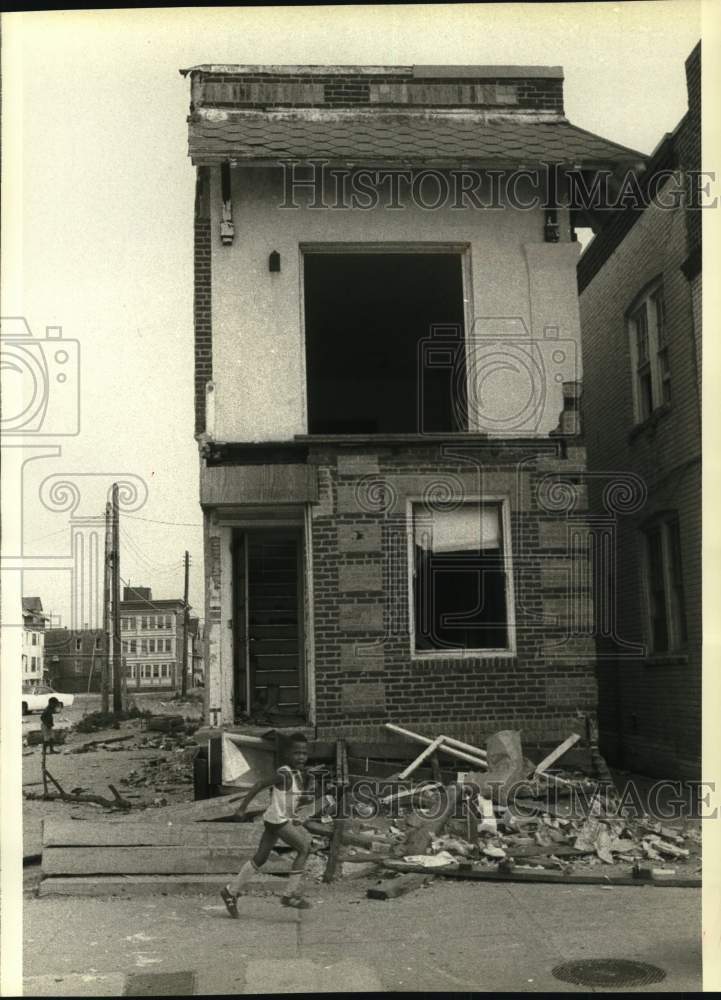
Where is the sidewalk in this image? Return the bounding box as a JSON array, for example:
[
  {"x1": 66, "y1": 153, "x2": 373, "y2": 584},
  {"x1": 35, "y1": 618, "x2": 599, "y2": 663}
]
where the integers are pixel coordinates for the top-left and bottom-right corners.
[{"x1": 24, "y1": 877, "x2": 701, "y2": 994}]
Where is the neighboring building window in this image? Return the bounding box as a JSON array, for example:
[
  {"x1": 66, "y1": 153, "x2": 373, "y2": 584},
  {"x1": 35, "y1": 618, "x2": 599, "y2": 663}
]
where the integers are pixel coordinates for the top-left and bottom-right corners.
[
  {"x1": 127, "y1": 616, "x2": 136, "y2": 631},
  {"x1": 130, "y1": 639, "x2": 137, "y2": 654},
  {"x1": 411, "y1": 501, "x2": 513, "y2": 654},
  {"x1": 74, "y1": 659, "x2": 82, "y2": 673},
  {"x1": 95, "y1": 636, "x2": 102, "y2": 649},
  {"x1": 141, "y1": 639, "x2": 148, "y2": 654},
  {"x1": 165, "y1": 638, "x2": 172, "y2": 653},
  {"x1": 122, "y1": 640, "x2": 128, "y2": 654},
  {"x1": 75, "y1": 638, "x2": 82, "y2": 651},
  {"x1": 642, "y1": 515, "x2": 688, "y2": 653},
  {"x1": 31, "y1": 656, "x2": 37, "y2": 669},
  {"x1": 32, "y1": 633, "x2": 38, "y2": 646},
  {"x1": 153, "y1": 664, "x2": 160, "y2": 678},
  {"x1": 628, "y1": 282, "x2": 670, "y2": 422}
]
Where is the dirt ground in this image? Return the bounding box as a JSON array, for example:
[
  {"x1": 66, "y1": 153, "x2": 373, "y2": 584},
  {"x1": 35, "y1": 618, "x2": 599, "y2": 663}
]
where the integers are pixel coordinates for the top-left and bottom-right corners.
[{"x1": 22, "y1": 692, "x2": 204, "y2": 867}]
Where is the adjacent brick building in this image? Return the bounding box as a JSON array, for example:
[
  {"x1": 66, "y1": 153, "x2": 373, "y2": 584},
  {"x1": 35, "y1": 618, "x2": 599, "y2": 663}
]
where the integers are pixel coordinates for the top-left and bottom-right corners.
[
  {"x1": 578, "y1": 44, "x2": 701, "y2": 778},
  {"x1": 183, "y1": 63, "x2": 644, "y2": 741}
]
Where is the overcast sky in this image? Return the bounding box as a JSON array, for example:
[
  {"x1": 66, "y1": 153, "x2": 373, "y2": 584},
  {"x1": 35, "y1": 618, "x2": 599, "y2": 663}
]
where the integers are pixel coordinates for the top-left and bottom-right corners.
[{"x1": 3, "y1": 2, "x2": 702, "y2": 628}]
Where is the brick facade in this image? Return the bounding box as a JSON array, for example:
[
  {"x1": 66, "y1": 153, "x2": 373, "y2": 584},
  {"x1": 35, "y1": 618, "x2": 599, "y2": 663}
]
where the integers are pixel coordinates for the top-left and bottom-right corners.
[
  {"x1": 191, "y1": 69, "x2": 564, "y2": 114},
  {"x1": 578, "y1": 44, "x2": 701, "y2": 778},
  {"x1": 307, "y1": 441, "x2": 597, "y2": 744}
]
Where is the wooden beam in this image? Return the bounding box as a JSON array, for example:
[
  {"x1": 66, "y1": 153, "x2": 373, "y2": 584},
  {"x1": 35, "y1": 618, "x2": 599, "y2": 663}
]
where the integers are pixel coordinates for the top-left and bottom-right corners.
[
  {"x1": 534, "y1": 733, "x2": 581, "y2": 776},
  {"x1": 42, "y1": 846, "x2": 260, "y2": 876},
  {"x1": 438, "y1": 734, "x2": 487, "y2": 761},
  {"x1": 42, "y1": 819, "x2": 259, "y2": 849},
  {"x1": 382, "y1": 860, "x2": 701, "y2": 889},
  {"x1": 397, "y1": 736, "x2": 445, "y2": 780},
  {"x1": 385, "y1": 724, "x2": 486, "y2": 769},
  {"x1": 38, "y1": 871, "x2": 291, "y2": 898}
]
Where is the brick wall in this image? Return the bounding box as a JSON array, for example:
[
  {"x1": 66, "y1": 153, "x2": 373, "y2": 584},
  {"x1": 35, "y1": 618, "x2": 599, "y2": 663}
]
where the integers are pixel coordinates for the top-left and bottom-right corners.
[
  {"x1": 193, "y1": 71, "x2": 564, "y2": 114},
  {"x1": 307, "y1": 441, "x2": 597, "y2": 745},
  {"x1": 580, "y1": 171, "x2": 701, "y2": 778},
  {"x1": 194, "y1": 166, "x2": 212, "y2": 435}
]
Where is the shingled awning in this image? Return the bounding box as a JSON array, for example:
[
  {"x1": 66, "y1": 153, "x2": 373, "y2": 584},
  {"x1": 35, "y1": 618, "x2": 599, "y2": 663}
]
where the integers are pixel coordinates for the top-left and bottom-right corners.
[{"x1": 188, "y1": 110, "x2": 644, "y2": 168}]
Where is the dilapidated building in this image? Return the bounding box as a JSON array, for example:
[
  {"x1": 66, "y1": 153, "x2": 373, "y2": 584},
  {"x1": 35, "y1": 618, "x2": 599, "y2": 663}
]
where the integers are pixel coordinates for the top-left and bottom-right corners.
[
  {"x1": 182, "y1": 63, "x2": 643, "y2": 741},
  {"x1": 578, "y1": 44, "x2": 701, "y2": 778}
]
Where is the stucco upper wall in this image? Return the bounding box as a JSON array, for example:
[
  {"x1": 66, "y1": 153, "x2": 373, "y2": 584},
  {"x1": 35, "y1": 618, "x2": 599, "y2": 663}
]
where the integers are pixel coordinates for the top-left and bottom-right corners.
[{"x1": 208, "y1": 165, "x2": 582, "y2": 442}]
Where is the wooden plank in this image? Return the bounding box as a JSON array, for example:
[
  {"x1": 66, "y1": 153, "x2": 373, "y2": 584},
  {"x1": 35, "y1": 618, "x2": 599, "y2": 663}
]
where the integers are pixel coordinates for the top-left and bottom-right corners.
[
  {"x1": 397, "y1": 736, "x2": 445, "y2": 780},
  {"x1": 42, "y1": 846, "x2": 260, "y2": 876},
  {"x1": 121, "y1": 789, "x2": 268, "y2": 824},
  {"x1": 534, "y1": 733, "x2": 581, "y2": 776},
  {"x1": 38, "y1": 868, "x2": 293, "y2": 898},
  {"x1": 438, "y1": 734, "x2": 488, "y2": 761},
  {"x1": 42, "y1": 819, "x2": 260, "y2": 849},
  {"x1": 382, "y1": 860, "x2": 702, "y2": 889},
  {"x1": 367, "y1": 873, "x2": 433, "y2": 900},
  {"x1": 385, "y1": 724, "x2": 486, "y2": 769}
]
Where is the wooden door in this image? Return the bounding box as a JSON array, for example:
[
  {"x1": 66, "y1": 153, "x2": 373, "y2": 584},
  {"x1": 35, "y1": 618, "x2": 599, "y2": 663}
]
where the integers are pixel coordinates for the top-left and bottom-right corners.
[{"x1": 234, "y1": 530, "x2": 305, "y2": 720}]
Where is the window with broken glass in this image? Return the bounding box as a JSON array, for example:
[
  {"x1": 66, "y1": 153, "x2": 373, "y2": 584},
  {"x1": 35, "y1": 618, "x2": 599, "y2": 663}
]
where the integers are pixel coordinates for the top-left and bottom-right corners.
[{"x1": 411, "y1": 501, "x2": 512, "y2": 654}]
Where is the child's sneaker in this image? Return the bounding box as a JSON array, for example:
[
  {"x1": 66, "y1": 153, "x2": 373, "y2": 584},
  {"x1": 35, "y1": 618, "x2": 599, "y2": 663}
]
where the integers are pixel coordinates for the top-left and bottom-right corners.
[
  {"x1": 281, "y1": 894, "x2": 312, "y2": 910},
  {"x1": 220, "y1": 886, "x2": 239, "y2": 918}
]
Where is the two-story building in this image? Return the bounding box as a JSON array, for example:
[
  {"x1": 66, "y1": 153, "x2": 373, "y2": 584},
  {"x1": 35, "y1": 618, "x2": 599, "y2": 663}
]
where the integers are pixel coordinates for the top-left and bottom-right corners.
[
  {"x1": 46, "y1": 627, "x2": 105, "y2": 693},
  {"x1": 182, "y1": 63, "x2": 644, "y2": 741},
  {"x1": 578, "y1": 44, "x2": 701, "y2": 778},
  {"x1": 22, "y1": 597, "x2": 48, "y2": 687}
]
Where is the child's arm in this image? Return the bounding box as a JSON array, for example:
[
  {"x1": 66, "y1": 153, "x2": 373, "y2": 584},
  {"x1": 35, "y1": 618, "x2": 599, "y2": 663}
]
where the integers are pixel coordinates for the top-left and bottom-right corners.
[{"x1": 233, "y1": 768, "x2": 291, "y2": 819}]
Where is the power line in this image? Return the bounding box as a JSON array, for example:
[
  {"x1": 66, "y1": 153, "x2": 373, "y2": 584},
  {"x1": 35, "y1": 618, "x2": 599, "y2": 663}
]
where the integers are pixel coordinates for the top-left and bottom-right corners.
[
  {"x1": 119, "y1": 526, "x2": 185, "y2": 572},
  {"x1": 122, "y1": 513, "x2": 203, "y2": 528}
]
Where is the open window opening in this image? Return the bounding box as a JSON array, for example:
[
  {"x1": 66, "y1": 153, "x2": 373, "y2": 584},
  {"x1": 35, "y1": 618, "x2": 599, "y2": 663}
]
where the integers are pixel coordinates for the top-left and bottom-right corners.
[
  {"x1": 304, "y1": 252, "x2": 467, "y2": 434},
  {"x1": 412, "y1": 501, "x2": 511, "y2": 654}
]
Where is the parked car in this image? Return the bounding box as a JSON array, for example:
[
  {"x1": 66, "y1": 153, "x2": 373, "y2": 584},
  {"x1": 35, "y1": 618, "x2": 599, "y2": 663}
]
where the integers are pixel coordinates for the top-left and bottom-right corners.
[{"x1": 21, "y1": 682, "x2": 75, "y2": 715}]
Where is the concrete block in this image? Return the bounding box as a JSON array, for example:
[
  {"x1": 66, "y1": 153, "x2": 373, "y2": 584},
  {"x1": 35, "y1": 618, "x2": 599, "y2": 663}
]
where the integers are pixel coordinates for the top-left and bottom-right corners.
[
  {"x1": 339, "y1": 605, "x2": 384, "y2": 633},
  {"x1": 338, "y1": 564, "x2": 383, "y2": 593}
]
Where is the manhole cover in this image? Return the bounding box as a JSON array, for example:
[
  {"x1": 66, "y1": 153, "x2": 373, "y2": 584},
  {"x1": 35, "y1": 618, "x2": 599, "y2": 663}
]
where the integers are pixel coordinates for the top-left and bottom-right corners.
[
  {"x1": 124, "y1": 970, "x2": 196, "y2": 996},
  {"x1": 551, "y1": 958, "x2": 666, "y2": 988}
]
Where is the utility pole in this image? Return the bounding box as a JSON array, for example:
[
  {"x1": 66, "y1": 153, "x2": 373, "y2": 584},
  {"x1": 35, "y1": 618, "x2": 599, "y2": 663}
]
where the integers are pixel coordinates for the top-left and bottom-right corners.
[
  {"x1": 111, "y1": 483, "x2": 122, "y2": 712},
  {"x1": 101, "y1": 501, "x2": 112, "y2": 713},
  {"x1": 181, "y1": 550, "x2": 190, "y2": 697}
]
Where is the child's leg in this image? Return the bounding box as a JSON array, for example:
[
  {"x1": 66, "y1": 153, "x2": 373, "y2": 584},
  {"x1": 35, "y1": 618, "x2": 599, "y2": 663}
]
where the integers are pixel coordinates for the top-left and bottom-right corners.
[
  {"x1": 227, "y1": 823, "x2": 279, "y2": 895},
  {"x1": 276, "y1": 823, "x2": 312, "y2": 900}
]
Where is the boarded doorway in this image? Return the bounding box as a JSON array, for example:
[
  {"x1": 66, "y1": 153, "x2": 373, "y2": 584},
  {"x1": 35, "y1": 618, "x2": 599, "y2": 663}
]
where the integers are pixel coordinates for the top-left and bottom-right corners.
[{"x1": 233, "y1": 530, "x2": 305, "y2": 722}]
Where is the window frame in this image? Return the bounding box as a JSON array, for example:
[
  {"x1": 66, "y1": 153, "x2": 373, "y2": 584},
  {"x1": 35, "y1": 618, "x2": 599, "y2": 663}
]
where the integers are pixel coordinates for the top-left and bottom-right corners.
[
  {"x1": 641, "y1": 514, "x2": 688, "y2": 655},
  {"x1": 299, "y1": 242, "x2": 475, "y2": 436},
  {"x1": 406, "y1": 495, "x2": 516, "y2": 659},
  {"x1": 627, "y1": 278, "x2": 670, "y2": 424}
]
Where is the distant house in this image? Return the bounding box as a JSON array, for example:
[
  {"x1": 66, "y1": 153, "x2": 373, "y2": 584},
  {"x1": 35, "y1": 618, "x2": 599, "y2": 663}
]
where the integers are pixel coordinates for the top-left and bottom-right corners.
[
  {"x1": 578, "y1": 44, "x2": 701, "y2": 778},
  {"x1": 46, "y1": 627, "x2": 105, "y2": 693},
  {"x1": 22, "y1": 597, "x2": 48, "y2": 687}
]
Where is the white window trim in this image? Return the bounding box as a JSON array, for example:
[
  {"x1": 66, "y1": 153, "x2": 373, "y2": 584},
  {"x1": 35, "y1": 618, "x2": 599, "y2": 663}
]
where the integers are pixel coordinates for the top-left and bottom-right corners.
[
  {"x1": 627, "y1": 279, "x2": 668, "y2": 424},
  {"x1": 406, "y1": 495, "x2": 516, "y2": 659},
  {"x1": 640, "y1": 516, "x2": 687, "y2": 655}
]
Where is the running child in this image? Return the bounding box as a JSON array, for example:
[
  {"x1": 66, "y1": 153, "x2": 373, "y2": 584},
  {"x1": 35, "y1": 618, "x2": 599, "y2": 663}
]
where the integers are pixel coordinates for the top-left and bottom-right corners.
[{"x1": 221, "y1": 732, "x2": 321, "y2": 914}]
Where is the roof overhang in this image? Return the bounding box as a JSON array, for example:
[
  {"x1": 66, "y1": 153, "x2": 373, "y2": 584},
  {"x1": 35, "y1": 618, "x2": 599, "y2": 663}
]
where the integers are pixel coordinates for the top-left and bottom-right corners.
[{"x1": 187, "y1": 108, "x2": 645, "y2": 170}]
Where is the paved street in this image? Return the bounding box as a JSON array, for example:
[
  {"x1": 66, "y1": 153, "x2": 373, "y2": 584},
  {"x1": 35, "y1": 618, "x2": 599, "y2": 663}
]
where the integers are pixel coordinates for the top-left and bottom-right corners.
[{"x1": 24, "y1": 877, "x2": 701, "y2": 994}]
